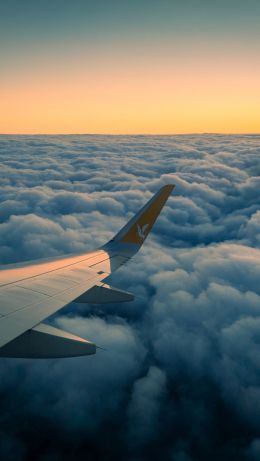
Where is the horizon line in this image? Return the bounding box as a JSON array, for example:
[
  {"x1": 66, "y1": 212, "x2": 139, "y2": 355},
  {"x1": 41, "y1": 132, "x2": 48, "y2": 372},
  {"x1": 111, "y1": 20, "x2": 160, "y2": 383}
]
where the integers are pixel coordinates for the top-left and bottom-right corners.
[{"x1": 0, "y1": 132, "x2": 260, "y2": 136}]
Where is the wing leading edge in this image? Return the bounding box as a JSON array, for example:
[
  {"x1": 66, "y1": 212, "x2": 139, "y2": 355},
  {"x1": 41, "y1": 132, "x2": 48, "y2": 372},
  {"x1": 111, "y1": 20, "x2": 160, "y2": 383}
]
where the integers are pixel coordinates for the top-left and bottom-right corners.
[{"x1": 0, "y1": 184, "x2": 174, "y2": 358}]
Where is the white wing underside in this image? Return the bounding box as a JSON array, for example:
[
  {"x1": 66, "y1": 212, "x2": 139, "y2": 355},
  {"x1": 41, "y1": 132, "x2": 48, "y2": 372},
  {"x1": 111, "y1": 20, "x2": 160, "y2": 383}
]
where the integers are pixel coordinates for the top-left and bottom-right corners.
[{"x1": 0, "y1": 184, "x2": 174, "y2": 358}]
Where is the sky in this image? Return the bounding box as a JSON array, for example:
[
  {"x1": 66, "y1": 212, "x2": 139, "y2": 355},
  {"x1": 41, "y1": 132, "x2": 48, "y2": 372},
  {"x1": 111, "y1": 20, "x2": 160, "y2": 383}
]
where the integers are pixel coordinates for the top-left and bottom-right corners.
[
  {"x1": 1, "y1": 0, "x2": 260, "y2": 134},
  {"x1": 0, "y1": 134, "x2": 260, "y2": 460}
]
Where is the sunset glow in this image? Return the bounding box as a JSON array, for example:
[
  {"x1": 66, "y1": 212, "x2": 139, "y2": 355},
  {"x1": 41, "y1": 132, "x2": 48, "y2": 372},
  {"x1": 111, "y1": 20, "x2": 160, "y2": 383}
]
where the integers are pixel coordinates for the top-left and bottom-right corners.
[{"x1": 1, "y1": 1, "x2": 259, "y2": 134}]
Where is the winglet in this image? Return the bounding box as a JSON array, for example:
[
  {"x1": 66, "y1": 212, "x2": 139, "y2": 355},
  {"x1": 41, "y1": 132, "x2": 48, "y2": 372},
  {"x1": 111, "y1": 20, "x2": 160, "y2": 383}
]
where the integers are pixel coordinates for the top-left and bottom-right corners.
[{"x1": 111, "y1": 184, "x2": 175, "y2": 246}]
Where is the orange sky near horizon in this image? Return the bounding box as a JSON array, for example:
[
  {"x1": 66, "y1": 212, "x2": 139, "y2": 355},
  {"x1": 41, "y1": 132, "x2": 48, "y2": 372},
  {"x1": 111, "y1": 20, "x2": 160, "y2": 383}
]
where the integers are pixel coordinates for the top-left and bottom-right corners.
[
  {"x1": 1, "y1": 54, "x2": 260, "y2": 134},
  {"x1": 1, "y1": 2, "x2": 260, "y2": 135}
]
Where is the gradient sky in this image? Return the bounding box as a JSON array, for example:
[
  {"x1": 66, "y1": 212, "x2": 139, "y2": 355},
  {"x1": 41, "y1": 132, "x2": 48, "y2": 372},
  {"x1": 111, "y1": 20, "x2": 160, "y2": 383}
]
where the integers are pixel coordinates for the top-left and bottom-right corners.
[{"x1": 1, "y1": 0, "x2": 260, "y2": 134}]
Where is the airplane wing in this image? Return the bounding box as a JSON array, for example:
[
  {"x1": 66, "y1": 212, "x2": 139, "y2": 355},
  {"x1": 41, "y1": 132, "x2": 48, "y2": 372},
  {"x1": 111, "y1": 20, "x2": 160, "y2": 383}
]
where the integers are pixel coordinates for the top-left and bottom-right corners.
[{"x1": 0, "y1": 184, "x2": 174, "y2": 358}]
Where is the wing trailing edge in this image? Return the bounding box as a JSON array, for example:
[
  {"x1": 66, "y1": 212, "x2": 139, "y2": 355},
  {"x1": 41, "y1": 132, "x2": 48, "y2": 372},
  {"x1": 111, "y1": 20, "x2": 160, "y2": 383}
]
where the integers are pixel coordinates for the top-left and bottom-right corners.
[
  {"x1": 0, "y1": 323, "x2": 96, "y2": 358},
  {"x1": 74, "y1": 283, "x2": 134, "y2": 304}
]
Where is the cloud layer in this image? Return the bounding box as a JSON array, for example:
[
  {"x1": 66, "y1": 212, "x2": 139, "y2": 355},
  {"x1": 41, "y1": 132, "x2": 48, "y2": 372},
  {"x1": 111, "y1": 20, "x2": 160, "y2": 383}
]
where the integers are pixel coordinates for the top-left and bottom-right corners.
[{"x1": 0, "y1": 134, "x2": 259, "y2": 461}]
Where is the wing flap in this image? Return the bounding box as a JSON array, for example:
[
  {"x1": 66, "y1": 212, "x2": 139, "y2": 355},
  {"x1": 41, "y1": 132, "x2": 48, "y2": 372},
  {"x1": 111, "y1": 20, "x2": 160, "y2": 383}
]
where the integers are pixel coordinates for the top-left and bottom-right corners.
[
  {"x1": 75, "y1": 283, "x2": 134, "y2": 304},
  {"x1": 0, "y1": 322, "x2": 96, "y2": 358}
]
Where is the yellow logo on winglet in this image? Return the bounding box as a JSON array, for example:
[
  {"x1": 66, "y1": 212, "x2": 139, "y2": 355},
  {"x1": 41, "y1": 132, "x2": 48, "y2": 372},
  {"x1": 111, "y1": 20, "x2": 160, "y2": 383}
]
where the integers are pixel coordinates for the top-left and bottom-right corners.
[
  {"x1": 137, "y1": 223, "x2": 149, "y2": 241},
  {"x1": 120, "y1": 184, "x2": 175, "y2": 245}
]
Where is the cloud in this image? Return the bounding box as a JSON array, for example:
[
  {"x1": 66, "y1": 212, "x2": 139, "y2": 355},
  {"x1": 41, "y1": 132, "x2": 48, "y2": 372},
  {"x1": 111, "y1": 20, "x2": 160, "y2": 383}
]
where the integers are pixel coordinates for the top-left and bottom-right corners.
[
  {"x1": 0, "y1": 134, "x2": 259, "y2": 460},
  {"x1": 126, "y1": 366, "x2": 167, "y2": 449}
]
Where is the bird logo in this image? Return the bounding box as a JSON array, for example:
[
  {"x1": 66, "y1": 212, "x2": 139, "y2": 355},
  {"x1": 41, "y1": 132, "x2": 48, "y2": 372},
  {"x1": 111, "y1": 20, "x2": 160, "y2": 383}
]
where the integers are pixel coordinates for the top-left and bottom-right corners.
[{"x1": 137, "y1": 223, "x2": 149, "y2": 241}]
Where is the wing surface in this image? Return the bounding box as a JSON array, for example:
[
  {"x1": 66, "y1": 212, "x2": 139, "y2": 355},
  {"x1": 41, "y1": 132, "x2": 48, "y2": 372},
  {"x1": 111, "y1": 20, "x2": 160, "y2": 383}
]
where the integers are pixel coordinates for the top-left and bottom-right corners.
[{"x1": 0, "y1": 184, "x2": 174, "y2": 357}]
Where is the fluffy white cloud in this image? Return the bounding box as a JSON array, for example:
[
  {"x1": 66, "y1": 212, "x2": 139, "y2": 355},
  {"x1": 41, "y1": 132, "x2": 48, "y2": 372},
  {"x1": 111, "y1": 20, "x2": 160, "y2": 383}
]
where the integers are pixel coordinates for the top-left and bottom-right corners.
[{"x1": 0, "y1": 134, "x2": 259, "y2": 460}]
